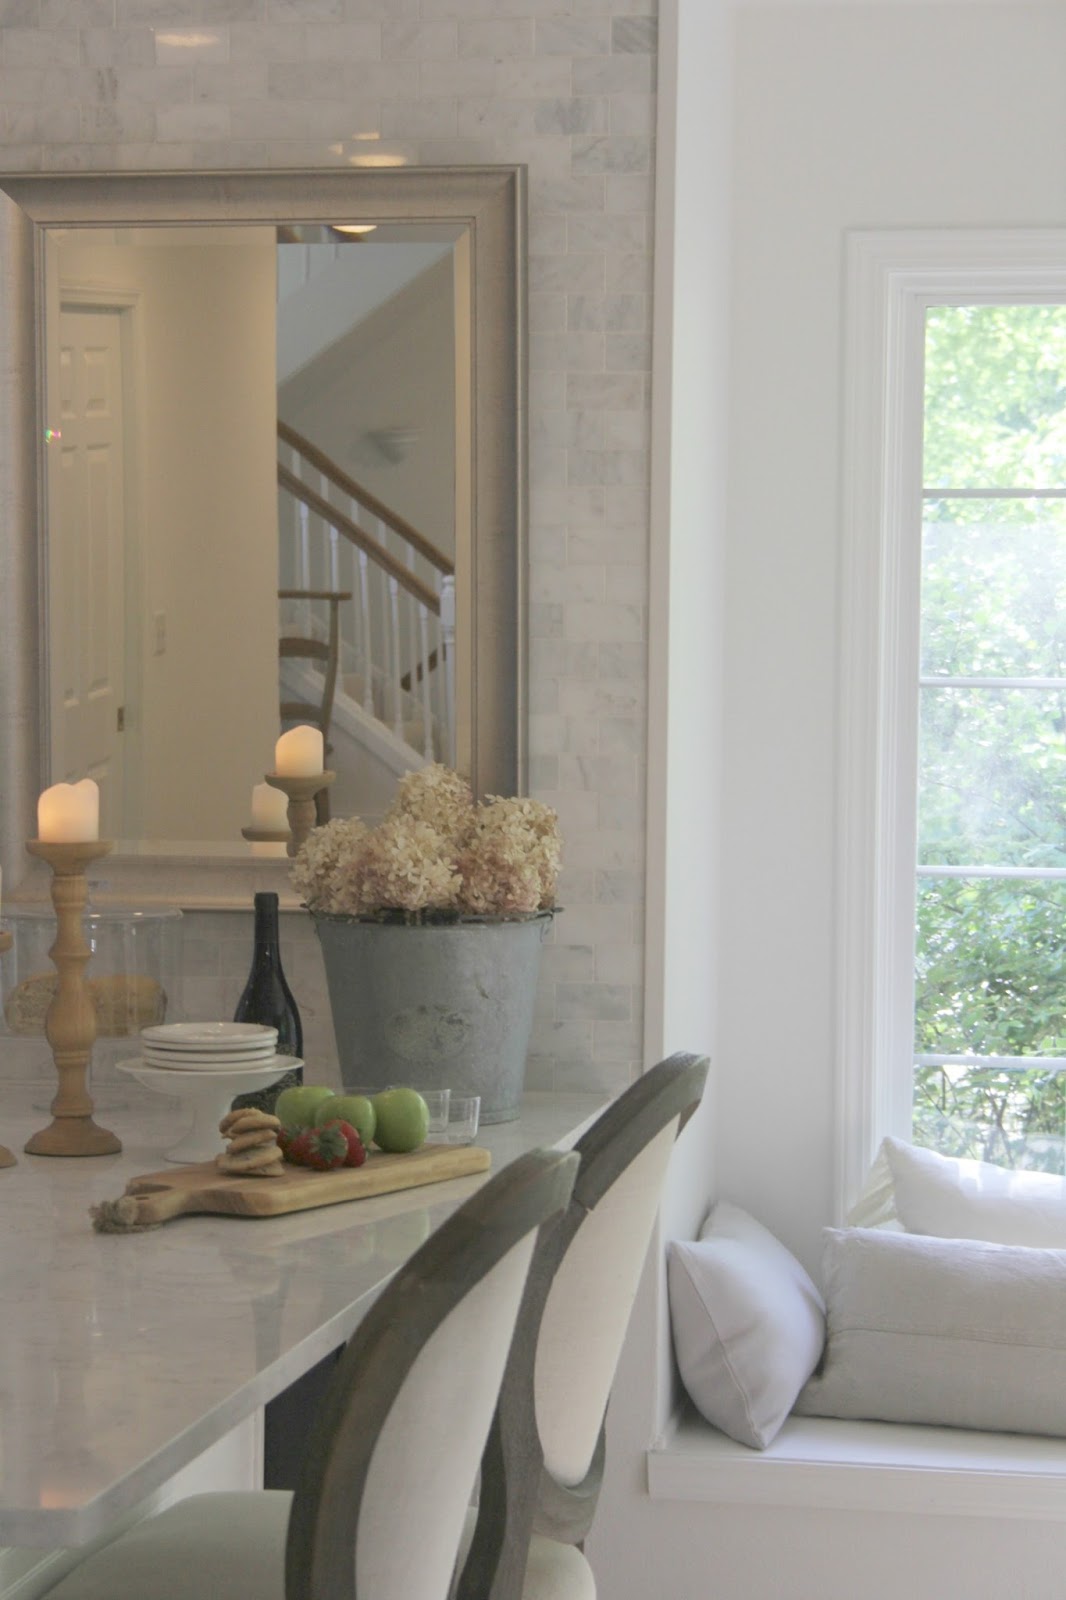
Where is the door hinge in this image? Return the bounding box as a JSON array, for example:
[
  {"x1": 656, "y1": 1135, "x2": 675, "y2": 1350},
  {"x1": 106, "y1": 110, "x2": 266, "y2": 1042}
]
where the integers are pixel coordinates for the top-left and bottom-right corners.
[{"x1": 117, "y1": 706, "x2": 125, "y2": 733}]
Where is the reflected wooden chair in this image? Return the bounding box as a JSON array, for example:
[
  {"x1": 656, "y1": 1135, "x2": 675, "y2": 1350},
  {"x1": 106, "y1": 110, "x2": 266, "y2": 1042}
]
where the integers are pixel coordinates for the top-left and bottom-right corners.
[
  {"x1": 455, "y1": 1051, "x2": 710, "y2": 1600},
  {"x1": 278, "y1": 587, "x2": 351, "y2": 825},
  {"x1": 43, "y1": 1146, "x2": 579, "y2": 1600}
]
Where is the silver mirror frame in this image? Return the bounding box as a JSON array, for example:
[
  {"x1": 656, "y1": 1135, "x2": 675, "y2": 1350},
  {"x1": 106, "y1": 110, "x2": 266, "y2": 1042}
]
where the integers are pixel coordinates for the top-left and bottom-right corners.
[{"x1": 0, "y1": 167, "x2": 527, "y2": 909}]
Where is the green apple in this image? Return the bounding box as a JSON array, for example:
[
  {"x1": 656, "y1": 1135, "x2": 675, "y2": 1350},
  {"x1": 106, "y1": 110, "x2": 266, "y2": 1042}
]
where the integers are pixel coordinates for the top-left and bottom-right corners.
[
  {"x1": 314, "y1": 1092, "x2": 376, "y2": 1146},
  {"x1": 274, "y1": 1084, "x2": 335, "y2": 1132},
  {"x1": 371, "y1": 1087, "x2": 429, "y2": 1153}
]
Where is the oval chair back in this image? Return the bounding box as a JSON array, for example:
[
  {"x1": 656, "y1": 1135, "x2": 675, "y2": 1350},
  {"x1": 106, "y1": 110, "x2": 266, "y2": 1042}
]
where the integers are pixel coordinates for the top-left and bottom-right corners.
[
  {"x1": 457, "y1": 1051, "x2": 709, "y2": 1600},
  {"x1": 286, "y1": 1145, "x2": 579, "y2": 1600}
]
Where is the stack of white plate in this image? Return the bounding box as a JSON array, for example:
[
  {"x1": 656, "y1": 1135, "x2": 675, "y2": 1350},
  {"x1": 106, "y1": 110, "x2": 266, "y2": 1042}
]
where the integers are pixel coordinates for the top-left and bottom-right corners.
[
  {"x1": 118, "y1": 1022, "x2": 302, "y2": 1162},
  {"x1": 139, "y1": 1021, "x2": 280, "y2": 1070}
]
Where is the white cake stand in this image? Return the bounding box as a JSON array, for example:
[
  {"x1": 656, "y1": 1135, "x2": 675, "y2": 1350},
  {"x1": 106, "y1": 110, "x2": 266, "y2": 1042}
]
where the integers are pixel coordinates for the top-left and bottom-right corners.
[{"x1": 116, "y1": 1057, "x2": 300, "y2": 1163}]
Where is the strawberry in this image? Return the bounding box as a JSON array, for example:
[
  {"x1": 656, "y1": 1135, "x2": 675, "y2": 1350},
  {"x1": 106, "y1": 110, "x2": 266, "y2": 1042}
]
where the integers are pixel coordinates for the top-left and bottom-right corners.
[
  {"x1": 282, "y1": 1123, "x2": 349, "y2": 1171},
  {"x1": 320, "y1": 1119, "x2": 367, "y2": 1168}
]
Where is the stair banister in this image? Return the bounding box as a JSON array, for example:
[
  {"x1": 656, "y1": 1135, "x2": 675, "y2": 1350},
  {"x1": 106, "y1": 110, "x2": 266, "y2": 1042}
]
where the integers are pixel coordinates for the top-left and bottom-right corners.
[
  {"x1": 277, "y1": 464, "x2": 440, "y2": 612},
  {"x1": 278, "y1": 419, "x2": 453, "y2": 577}
]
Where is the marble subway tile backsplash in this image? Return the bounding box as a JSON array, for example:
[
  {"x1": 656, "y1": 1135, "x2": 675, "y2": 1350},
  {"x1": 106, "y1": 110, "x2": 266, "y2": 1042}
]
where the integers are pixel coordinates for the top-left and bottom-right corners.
[{"x1": 0, "y1": 0, "x2": 657, "y2": 1100}]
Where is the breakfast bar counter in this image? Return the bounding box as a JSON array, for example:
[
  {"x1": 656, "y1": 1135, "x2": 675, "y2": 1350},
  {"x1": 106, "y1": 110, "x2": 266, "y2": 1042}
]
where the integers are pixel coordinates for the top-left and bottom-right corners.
[{"x1": 0, "y1": 1090, "x2": 604, "y2": 1567}]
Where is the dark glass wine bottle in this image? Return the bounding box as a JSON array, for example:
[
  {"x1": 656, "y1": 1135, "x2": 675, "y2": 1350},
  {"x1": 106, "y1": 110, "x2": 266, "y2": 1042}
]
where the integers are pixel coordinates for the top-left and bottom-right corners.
[{"x1": 230, "y1": 892, "x2": 303, "y2": 1112}]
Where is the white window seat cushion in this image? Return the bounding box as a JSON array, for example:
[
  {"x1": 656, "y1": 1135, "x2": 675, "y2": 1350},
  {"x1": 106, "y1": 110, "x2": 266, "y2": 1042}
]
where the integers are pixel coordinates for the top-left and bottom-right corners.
[{"x1": 647, "y1": 1405, "x2": 1066, "y2": 1520}]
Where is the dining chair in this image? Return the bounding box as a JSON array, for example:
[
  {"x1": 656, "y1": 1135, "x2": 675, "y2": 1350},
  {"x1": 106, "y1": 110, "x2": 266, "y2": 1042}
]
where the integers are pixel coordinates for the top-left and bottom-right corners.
[
  {"x1": 42, "y1": 1145, "x2": 579, "y2": 1600},
  {"x1": 455, "y1": 1051, "x2": 710, "y2": 1600}
]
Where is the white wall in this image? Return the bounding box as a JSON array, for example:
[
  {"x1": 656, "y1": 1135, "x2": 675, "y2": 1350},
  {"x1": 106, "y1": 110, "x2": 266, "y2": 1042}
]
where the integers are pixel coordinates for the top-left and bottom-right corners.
[
  {"x1": 140, "y1": 237, "x2": 279, "y2": 842},
  {"x1": 589, "y1": 0, "x2": 732, "y2": 1584}
]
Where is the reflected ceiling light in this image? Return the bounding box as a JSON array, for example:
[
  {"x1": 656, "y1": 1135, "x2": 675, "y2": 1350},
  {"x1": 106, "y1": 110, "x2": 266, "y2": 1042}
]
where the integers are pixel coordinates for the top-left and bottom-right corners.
[
  {"x1": 330, "y1": 223, "x2": 378, "y2": 236},
  {"x1": 155, "y1": 30, "x2": 221, "y2": 48},
  {"x1": 365, "y1": 426, "x2": 421, "y2": 464},
  {"x1": 347, "y1": 153, "x2": 408, "y2": 169}
]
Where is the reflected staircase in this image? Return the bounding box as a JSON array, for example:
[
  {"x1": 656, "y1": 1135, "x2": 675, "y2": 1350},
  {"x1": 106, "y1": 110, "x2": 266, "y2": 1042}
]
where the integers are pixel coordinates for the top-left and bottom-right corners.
[{"x1": 276, "y1": 421, "x2": 456, "y2": 788}]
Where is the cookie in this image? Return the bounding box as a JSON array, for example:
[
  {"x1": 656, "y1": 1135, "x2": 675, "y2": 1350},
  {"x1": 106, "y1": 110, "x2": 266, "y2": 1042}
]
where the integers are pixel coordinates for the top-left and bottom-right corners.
[
  {"x1": 219, "y1": 1108, "x2": 281, "y2": 1137},
  {"x1": 226, "y1": 1127, "x2": 280, "y2": 1155},
  {"x1": 215, "y1": 1144, "x2": 285, "y2": 1176}
]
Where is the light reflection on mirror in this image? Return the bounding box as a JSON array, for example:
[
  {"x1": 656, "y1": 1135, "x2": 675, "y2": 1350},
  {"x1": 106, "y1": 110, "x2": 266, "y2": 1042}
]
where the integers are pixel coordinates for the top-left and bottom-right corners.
[{"x1": 43, "y1": 220, "x2": 465, "y2": 847}]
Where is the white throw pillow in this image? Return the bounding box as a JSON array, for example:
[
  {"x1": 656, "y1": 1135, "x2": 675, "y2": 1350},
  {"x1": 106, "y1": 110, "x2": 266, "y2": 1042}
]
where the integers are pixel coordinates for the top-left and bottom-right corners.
[
  {"x1": 796, "y1": 1226, "x2": 1066, "y2": 1437},
  {"x1": 667, "y1": 1201, "x2": 825, "y2": 1450},
  {"x1": 848, "y1": 1136, "x2": 1066, "y2": 1247}
]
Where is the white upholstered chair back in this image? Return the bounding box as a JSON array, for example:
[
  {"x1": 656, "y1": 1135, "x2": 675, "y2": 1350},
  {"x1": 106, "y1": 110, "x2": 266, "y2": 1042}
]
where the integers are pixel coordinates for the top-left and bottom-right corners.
[
  {"x1": 355, "y1": 1232, "x2": 537, "y2": 1600},
  {"x1": 453, "y1": 1055, "x2": 709, "y2": 1600},
  {"x1": 285, "y1": 1145, "x2": 580, "y2": 1600},
  {"x1": 533, "y1": 1120, "x2": 679, "y2": 1486}
]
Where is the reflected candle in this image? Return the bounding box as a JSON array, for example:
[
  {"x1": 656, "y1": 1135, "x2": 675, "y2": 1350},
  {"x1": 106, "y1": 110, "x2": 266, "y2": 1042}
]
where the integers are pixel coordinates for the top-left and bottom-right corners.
[
  {"x1": 275, "y1": 726, "x2": 324, "y2": 777},
  {"x1": 251, "y1": 782, "x2": 289, "y2": 831},
  {"x1": 37, "y1": 779, "x2": 100, "y2": 842}
]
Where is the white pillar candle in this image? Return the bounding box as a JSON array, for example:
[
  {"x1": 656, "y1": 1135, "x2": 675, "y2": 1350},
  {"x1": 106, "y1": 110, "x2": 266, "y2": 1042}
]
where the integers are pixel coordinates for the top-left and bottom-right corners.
[
  {"x1": 37, "y1": 779, "x2": 100, "y2": 842},
  {"x1": 250, "y1": 781, "x2": 290, "y2": 831},
  {"x1": 275, "y1": 726, "x2": 324, "y2": 777}
]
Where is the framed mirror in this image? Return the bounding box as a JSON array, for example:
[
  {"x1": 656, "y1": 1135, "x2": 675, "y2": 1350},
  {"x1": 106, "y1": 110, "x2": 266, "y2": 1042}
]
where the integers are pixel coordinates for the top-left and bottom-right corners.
[{"x1": 0, "y1": 167, "x2": 527, "y2": 908}]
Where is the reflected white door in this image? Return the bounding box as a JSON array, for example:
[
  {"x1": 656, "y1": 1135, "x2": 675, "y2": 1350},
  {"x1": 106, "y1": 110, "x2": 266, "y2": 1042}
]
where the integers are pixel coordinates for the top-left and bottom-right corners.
[{"x1": 49, "y1": 305, "x2": 127, "y2": 837}]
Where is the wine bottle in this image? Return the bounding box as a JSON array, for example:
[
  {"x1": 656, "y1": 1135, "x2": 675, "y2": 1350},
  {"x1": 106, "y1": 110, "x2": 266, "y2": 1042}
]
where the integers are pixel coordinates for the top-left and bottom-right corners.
[{"x1": 231, "y1": 891, "x2": 303, "y2": 1112}]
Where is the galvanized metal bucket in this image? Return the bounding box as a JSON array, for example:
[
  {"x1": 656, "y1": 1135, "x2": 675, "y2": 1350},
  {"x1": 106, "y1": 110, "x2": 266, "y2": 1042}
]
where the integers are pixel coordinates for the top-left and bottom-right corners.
[{"x1": 311, "y1": 913, "x2": 551, "y2": 1123}]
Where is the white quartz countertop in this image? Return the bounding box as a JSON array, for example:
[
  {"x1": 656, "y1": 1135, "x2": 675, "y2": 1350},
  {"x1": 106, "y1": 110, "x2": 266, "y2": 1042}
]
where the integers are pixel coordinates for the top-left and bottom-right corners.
[{"x1": 0, "y1": 1090, "x2": 605, "y2": 1548}]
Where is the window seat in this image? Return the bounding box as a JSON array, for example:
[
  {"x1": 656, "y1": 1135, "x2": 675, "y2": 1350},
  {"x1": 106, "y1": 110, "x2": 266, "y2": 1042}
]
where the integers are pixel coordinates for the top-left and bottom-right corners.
[{"x1": 647, "y1": 1404, "x2": 1066, "y2": 1520}]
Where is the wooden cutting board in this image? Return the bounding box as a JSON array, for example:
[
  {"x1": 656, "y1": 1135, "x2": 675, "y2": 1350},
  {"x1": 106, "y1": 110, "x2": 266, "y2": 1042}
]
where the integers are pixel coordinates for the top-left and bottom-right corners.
[{"x1": 99, "y1": 1144, "x2": 491, "y2": 1230}]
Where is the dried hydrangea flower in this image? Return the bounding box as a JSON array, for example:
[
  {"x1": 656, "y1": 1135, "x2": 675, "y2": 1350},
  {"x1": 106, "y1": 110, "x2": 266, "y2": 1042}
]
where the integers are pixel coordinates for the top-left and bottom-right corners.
[
  {"x1": 471, "y1": 796, "x2": 562, "y2": 909},
  {"x1": 291, "y1": 816, "x2": 369, "y2": 914},
  {"x1": 457, "y1": 841, "x2": 543, "y2": 916},
  {"x1": 390, "y1": 763, "x2": 475, "y2": 847},
  {"x1": 357, "y1": 816, "x2": 461, "y2": 917}
]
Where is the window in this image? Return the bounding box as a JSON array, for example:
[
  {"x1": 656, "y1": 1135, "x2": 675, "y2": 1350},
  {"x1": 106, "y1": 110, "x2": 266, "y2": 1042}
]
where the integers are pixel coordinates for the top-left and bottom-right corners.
[
  {"x1": 914, "y1": 305, "x2": 1066, "y2": 1173},
  {"x1": 837, "y1": 232, "x2": 1066, "y2": 1213}
]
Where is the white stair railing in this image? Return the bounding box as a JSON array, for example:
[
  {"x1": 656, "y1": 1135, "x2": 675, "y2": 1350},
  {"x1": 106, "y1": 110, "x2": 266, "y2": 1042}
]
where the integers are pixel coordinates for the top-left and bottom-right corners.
[
  {"x1": 276, "y1": 423, "x2": 455, "y2": 764},
  {"x1": 439, "y1": 574, "x2": 456, "y2": 768}
]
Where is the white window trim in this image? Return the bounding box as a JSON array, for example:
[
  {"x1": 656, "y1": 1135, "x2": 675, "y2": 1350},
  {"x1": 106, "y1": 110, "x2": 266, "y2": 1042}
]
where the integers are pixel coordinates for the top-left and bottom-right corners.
[{"x1": 835, "y1": 228, "x2": 1066, "y2": 1219}]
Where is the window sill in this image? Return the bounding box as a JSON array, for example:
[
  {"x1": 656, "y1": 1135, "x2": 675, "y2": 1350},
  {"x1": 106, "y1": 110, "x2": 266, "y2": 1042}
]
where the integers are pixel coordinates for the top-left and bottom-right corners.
[{"x1": 647, "y1": 1406, "x2": 1066, "y2": 1520}]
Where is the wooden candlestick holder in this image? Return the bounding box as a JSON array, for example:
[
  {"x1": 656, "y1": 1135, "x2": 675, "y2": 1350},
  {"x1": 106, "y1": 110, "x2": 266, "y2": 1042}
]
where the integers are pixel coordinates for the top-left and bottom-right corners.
[
  {"x1": 264, "y1": 771, "x2": 335, "y2": 857},
  {"x1": 22, "y1": 839, "x2": 121, "y2": 1158},
  {"x1": 240, "y1": 826, "x2": 290, "y2": 861},
  {"x1": 0, "y1": 929, "x2": 13, "y2": 1165}
]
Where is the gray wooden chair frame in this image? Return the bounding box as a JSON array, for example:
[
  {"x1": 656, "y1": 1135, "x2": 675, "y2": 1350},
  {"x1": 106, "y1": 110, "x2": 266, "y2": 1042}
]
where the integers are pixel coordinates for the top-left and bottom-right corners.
[
  {"x1": 455, "y1": 1052, "x2": 709, "y2": 1600},
  {"x1": 284, "y1": 1145, "x2": 579, "y2": 1600}
]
